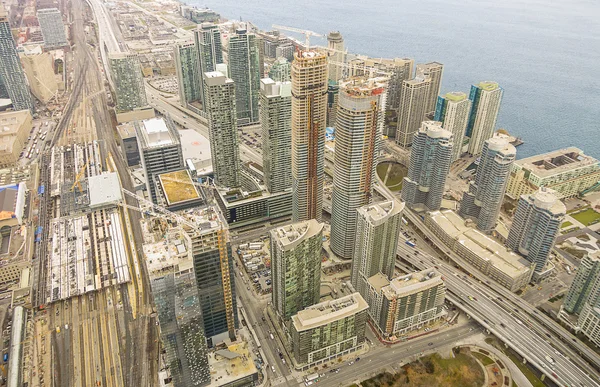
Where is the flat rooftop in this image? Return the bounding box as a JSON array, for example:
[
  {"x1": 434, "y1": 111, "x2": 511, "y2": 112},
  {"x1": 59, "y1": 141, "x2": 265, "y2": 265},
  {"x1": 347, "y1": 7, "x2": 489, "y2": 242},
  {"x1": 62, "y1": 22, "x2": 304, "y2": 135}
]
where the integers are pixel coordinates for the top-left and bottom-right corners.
[
  {"x1": 514, "y1": 147, "x2": 599, "y2": 178},
  {"x1": 209, "y1": 341, "x2": 258, "y2": 386},
  {"x1": 158, "y1": 169, "x2": 200, "y2": 206},
  {"x1": 136, "y1": 117, "x2": 179, "y2": 149},
  {"x1": 378, "y1": 268, "x2": 444, "y2": 300},
  {"x1": 292, "y1": 292, "x2": 368, "y2": 332},
  {"x1": 88, "y1": 172, "x2": 123, "y2": 208},
  {"x1": 270, "y1": 219, "x2": 323, "y2": 250}
]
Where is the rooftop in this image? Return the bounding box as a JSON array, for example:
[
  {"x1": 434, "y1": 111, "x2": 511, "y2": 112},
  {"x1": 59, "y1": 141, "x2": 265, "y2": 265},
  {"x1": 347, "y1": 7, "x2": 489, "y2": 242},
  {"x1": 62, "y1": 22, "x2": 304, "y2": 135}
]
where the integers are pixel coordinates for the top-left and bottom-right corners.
[
  {"x1": 514, "y1": 147, "x2": 599, "y2": 178},
  {"x1": 136, "y1": 117, "x2": 179, "y2": 149},
  {"x1": 339, "y1": 76, "x2": 387, "y2": 98},
  {"x1": 476, "y1": 81, "x2": 500, "y2": 91},
  {"x1": 260, "y1": 78, "x2": 292, "y2": 98},
  {"x1": 529, "y1": 187, "x2": 566, "y2": 215},
  {"x1": 292, "y1": 293, "x2": 368, "y2": 332},
  {"x1": 443, "y1": 91, "x2": 467, "y2": 102},
  {"x1": 88, "y1": 172, "x2": 123, "y2": 208},
  {"x1": 429, "y1": 210, "x2": 532, "y2": 278},
  {"x1": 158, "y1": 169, "x2": 200, "y2": 205},
  {"x1": 357, "y1": 199, "x2": 404, "y2": 226},
  {"x1": 270, "y1": 219, "x2": 323, "y2": 250},
  {"x1": 209, "y1": 341, "x2": 258, "y2": 386},
  {"x1": 377, "y1": 268, "x2": 444, "y2": 300}
]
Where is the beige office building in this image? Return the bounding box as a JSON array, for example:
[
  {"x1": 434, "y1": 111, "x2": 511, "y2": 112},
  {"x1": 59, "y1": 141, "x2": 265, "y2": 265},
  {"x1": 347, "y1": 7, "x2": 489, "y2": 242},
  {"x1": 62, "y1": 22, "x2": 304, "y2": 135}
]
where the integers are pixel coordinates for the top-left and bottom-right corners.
[
  {"x1": 20, "y1": 45, "x2": 58, "y2": 103},
  {"x1": 0, "y1": 110, "x2": 33, "y2": 168}
]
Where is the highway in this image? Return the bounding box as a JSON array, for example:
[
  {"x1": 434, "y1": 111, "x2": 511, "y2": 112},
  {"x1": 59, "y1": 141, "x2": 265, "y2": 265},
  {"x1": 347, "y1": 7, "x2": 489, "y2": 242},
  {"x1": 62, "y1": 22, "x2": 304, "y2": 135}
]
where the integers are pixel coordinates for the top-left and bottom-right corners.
[{"x1": 396, "y1": 212, "x2": 600, "y2": 387}]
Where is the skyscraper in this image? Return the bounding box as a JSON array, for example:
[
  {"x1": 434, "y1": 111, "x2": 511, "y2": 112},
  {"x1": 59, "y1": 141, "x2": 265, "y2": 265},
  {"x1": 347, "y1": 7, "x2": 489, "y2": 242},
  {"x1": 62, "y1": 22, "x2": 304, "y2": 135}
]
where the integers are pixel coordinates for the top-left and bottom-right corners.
[
  {"x1": 203, "y1": 71, "x2": 240, "y2": 188},
  {"x1": 268, "y1": 57, "x2": 291, "y2": 82},
  {"x1": 416, "y1": 62, "x2": 443, "y2": 117},
  {"x1": 351, "y1": 199, "x2": 404, "y2": 297},
  {"x1": 271, "y1": 220, "x2": 323, "y2": 320},
  {"x1": 466, "y1": 81, "x2": 503, "y2": 156},
  {"x1": 401, "y1": 121, "x2": 453, "y2": 211},
  {"x1": 37, "y1": 8, "x2": 68, "y2": 48},
  {"x1": 330, "y1": 76, "x2": 386, "y2": 259},
  {"x1": 260, "y1": 78, "x2": 292, "y2": 193},
  {"x1": 563, "y1": 251, "x2": 600, "y2": 315},
  {"x1": 395, "y1": 77, "x2": 430, "y2": 147},
  {"x1": 506, "y1": 187, "x2": 566, "y2": 273},
  {"x1": 291, "y1": 50, "x2": 328, "y2": 222},
  {"x1": 174, "y1": 42, "x2": 201, "y2": 107},
  {"x1": 194, "y1": 22, "x2": 223, "y2": 108},
  {"x1": 0, "y1": 5, "x2": 33, "y2": 112},
  {"x1": 228, "y1": 29, "x2": 261, "y2": 125},
  {"x1": 135, "y1": 117, "x2": 184, "y2": 204},
  {"x1": 327, "y1": 31, "x2": 345, "y2": 83},
  {"x1": 109, "y1": 52, "x2": 148, "y2": 113},
  {"x1": 434, "y1": 92, "x2": 471, "y2": 162},
  {"x1": 460, "y1": 134, "x2": 516, "y2": 232}
]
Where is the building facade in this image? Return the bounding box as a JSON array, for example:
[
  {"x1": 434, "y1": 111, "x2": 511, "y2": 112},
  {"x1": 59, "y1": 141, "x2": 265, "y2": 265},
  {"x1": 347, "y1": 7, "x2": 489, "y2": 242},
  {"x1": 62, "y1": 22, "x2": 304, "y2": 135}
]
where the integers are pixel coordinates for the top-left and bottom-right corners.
[
  {"x1": 135, "y1": 117, "x2": 184, "y2": 204},
  {"x1": 0, "y1": 110, "x2": 33, "y2": 169},
  {"x1": 203, "y1": 71, "x2": 240, "y2": 188},
  {"x1": 291, "y1": 50, "x2": 328, "y2": 222},
  {"x1": 366, "y1": 269, "x2": 446, "y2": 338},
  {"x1": 174, "y1": 42, "x2": 201, "y2": 107},
  {"x1": 330, "y1": 77, "x2": 386, "y2": 259},
  {"x1": 19, "y1": 46, "x2": 58, "y2": 104},
  {"x1": 401, "y1": 121, "x2": 453, "y2": 211},
  {"x1": 434, "y1": 92, "x2": 471, "y2": 162},
  {"x1": 351, "y1": 200, "x2": 404, "y2": 297},
  {"x1": 228, "y1": 29, "x2": 261, "y2": 125},
  {"x1": 0, "y1": 5, "x2": 33, "y2": 112},
  {"x1": 290, "y1": 293, "x2": 368, "y2": 367},
  {"x1": 460, "y1": 134, "x2": 516, "y2": 232},
  {"x1": 506, "y1": 188, "x2": 566, "y2": 273},
  {"x1": 215, "y1": 188, "x2": 292, "y2": 229},
  {"x1": 506, "y1": 147, "x2": 600, "y2": 199},
  {"x1": 416, "y1": 62, "x2": 443, "y2": 117},
  {"x1": 37, "y1": 8, "x2": 67, "y2": 48},
  {"x1": 194, "y1": 22, "x2": 223, "y2": 108},
  {"x1": 395, "y1": 77, "x2": 430, "y2": 147},
  {"x1": 109, "y1": 53, "x2": 148, "y2": 113},
  {"x1": 268, "y1": 57, "x2": 291, "y2": 82},
  {"x1": 260, "y1": 78, "x2": 292, "y2": 193},
  {"x1": 271, "y1": 220, "x2": 323, "y2": 320},
  {"x1": 466, "y1": 81, "x2": 503, "y2": 156},
  {"x1": 327, "y1": 31, "x2": 345, "y2": 83},
  {"x1": 564, "y1": 251, "x2": 600, "y2": 315}
]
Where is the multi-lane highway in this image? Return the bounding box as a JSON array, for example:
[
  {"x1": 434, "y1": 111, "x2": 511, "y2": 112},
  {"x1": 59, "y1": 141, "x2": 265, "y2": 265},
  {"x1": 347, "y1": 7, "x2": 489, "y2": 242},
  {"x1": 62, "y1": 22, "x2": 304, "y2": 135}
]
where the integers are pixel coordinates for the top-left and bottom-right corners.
[{"x1": 396, "y1": 211, "x2": 600, "y2": 387}]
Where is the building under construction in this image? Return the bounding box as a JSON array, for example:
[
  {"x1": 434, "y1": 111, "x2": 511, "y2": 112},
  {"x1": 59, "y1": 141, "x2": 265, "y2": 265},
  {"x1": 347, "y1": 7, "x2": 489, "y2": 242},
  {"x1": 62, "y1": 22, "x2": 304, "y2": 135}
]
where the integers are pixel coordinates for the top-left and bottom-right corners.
[
  {"x1": 41, "y1": 141, "x2": 131, "y2": 303},
  {"x1": 291, "y1": 50, "x2": 328, "y2": 222}
]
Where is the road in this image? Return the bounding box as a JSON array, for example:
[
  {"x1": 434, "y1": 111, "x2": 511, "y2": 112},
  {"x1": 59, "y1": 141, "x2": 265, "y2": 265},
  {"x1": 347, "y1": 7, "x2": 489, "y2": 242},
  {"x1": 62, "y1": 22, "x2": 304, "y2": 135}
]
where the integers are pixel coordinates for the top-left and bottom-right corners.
[{"x1": 397, "y1": 210, "x2": 600, "y2": 387}]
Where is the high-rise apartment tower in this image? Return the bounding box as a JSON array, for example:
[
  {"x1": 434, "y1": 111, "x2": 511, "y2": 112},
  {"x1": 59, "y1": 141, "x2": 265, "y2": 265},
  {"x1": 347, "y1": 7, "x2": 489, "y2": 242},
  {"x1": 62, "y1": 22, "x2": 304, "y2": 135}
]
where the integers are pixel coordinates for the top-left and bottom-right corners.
[
  {"x1": 401, "y1": 121, "x2": 453, "y2": 210},
  {"x1": 327, "y1": 31, "x2": 345, "y2": 83},
  {"x1": 460, "y1": 134, "x2": 516, "y2": 232},
  {"x1": 434, "y1": 92, "x2": 471, "y2": 162},
  {"x1": 271, "y1": 220, "x2": 323, "y2": 320},
  {"x1": 203, "y1": 71, "x2": 240, "y2": 188},
  {"x1": 506, "y1": 187, "x2": 565, "y2": 273},
  {"x1": 109, "y1": 52, "x2": 148, "y2": 113},
  {"x1": 260, "y1": 78, "x2": 292, "y2": 193},
  {"x1": 37, "y1": 8, "x2": 68, "y2": 48},
  {"x1": 228, "y1": 29, "x2": 261, "y2": 125},
  {"x1": 416, "y1": 62, "x2": 443, "y2": 116},
  {"x1": 395, "y1": 77, "x2": 430, "y2": 147},
  {"x1": 291, "y1": 50, "x2": 328, "y2": 222},
  {"x1": 174, "y1": 42, "x2": 201, "y2": 107},
  {"x1": 466, "y1": 81, "x2": 503, "y2": 156},
  {"x1": 330, "y1": 76, "x2": 386, "y2": 259}
]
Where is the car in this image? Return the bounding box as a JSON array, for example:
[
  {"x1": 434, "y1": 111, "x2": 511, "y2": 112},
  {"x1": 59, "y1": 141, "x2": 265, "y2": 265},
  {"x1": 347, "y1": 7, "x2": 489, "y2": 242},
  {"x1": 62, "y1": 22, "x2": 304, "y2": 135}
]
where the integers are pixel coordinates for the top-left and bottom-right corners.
[
  {"x1": 271, "y1": 366, "x2": 276, "y2": 373},
  {"x1": 355, "y1": 357, "x2": 360, "y2": 362},
  {"x1": 247, "y1": 286, "x2": 250, "y2": 291},
  {"x1": 428, "y1": 342, "x2": 433, "y2": 346}
]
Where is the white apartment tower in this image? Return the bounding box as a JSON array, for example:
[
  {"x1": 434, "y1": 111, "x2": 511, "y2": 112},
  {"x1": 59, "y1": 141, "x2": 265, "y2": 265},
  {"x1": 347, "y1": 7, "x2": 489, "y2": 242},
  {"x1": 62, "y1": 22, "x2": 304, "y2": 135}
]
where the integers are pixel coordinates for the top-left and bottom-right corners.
[{"x1": 330, "y1": 76, "x2": 387, "y2": 259}]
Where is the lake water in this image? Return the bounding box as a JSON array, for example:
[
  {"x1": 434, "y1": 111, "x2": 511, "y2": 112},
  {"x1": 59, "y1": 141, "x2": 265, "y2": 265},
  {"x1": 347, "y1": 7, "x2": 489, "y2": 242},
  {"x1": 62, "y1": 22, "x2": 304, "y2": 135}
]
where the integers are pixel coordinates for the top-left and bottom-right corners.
[{"x1": 186, "y1": 0, "x2": 600, "y2": 159}]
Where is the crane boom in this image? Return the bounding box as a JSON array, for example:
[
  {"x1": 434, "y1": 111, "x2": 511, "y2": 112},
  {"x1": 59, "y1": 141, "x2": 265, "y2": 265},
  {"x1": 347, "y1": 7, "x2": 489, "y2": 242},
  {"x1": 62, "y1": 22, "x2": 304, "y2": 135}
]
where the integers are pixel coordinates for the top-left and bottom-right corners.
[
  {"x1": 272, "y1": 24, "x2": 324, "y2": 49},
  {"x1": 120, "y1": 188, "x2": 197, "y2": 230}
]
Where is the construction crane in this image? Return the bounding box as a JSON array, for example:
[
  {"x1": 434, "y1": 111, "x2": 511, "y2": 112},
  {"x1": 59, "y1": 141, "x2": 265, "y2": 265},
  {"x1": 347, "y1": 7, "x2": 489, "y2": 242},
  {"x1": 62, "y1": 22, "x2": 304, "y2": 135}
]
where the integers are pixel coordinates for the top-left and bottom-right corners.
[
  {"x1": 120, "y1": 188, "x2": 198, "y2": 230},
  {"x1": 328, "y1": 60, "x2": 392, "y2": 79},
  {"x1": 70, "y1": 162, "x2": 88, "y2": 193},
  {"x1": 272, "y1": 25, "x2": 324, "y2": 49}
]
